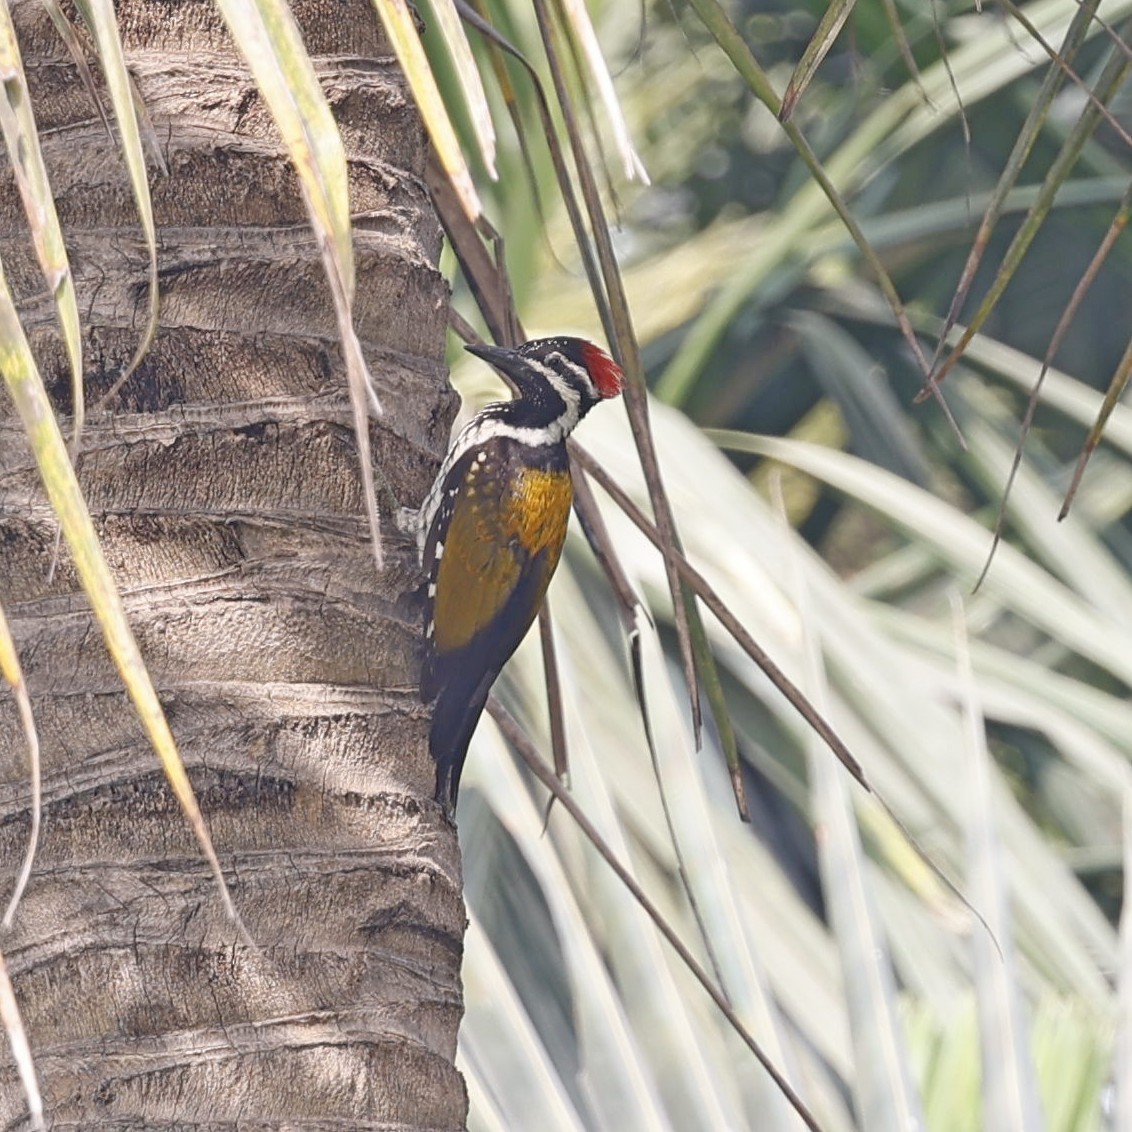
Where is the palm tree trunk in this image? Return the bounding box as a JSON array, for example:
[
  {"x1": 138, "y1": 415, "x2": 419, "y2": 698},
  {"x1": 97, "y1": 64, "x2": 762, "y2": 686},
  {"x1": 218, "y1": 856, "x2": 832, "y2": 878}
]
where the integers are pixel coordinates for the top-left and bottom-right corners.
[{"x1": 0, "y1": 0, "x2": 465, "y2": 1124}]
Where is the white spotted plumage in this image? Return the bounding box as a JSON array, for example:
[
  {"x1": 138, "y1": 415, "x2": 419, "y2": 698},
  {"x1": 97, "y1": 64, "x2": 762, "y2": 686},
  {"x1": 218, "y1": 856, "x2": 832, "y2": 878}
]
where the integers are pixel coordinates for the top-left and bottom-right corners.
[{"x1": 417, "y1": 410, "x2": 578, "y2": 561}]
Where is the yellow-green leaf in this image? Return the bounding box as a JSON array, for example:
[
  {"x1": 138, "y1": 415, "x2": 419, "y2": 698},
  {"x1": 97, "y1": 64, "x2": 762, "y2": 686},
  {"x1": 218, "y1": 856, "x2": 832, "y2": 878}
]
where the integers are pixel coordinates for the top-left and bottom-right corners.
[
  {"x1": 373, "y1": 0, "x2": 482, "y2": 222},
  {"x1": 780, "y1": 0, "x2": 859, "y2": 121},
  {"x1": 557, "y1": 0, "x2": 647, "y2": 182},
  {"x1": 422, "y1": 0, "x2": 497, "y2": 177},
  {"x1": 74, "y1": 0, "x2": 159, "y2": 401},
  {"x1": 0, "y1": 3, "x2": 83, "y2": 447},
  {"x1": 217, "y1": 0, "x2": 387, "y2": 570}
]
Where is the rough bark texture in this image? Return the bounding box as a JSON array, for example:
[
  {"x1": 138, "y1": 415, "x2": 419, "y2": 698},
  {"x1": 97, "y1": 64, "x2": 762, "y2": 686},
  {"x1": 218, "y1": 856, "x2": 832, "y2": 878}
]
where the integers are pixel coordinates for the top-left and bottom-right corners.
[{"x1": 0, "y1": 0, "x2": 465, "y2": 1126}]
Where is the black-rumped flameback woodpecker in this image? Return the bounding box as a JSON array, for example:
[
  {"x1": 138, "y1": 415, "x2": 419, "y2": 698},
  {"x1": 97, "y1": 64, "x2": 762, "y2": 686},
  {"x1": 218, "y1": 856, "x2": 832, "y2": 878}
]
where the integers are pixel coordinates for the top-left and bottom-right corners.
[{"x1": 417, "y1": 336, "x2": 624, "y2": 811}]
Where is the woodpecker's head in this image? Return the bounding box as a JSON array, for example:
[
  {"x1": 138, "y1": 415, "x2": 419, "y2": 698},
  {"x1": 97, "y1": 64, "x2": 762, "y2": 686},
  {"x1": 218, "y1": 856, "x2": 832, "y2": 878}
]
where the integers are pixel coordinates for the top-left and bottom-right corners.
[{"x1": 466, "y1": 337, "x2": 623, "y2": 427}]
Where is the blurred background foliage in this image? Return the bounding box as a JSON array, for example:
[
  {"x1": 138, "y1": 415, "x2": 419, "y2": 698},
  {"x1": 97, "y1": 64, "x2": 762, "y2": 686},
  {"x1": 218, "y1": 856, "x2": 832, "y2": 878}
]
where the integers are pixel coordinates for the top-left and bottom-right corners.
[
  {"x1": 3, "y1": 0, "x2": 1127, "y2": 1125},
  {"x1": 427, "y1": 0, "x2": 1132, "y2": 1129}
]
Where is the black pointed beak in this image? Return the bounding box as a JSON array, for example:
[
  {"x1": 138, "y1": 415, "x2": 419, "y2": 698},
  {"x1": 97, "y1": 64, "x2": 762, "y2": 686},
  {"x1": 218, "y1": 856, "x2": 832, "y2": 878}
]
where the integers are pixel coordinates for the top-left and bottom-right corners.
[
  {"x1": 464, "y1": 342, "x2": 517, "y2": 370},
  {"x1": 465, "y1": 342, "x2": 528, "y2": 391}
]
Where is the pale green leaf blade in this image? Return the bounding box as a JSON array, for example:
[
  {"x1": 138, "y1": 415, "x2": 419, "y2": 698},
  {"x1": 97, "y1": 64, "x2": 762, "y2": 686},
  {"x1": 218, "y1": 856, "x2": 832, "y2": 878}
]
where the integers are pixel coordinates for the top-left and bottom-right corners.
[
  {"x1": 463, "y1": 718, "x2": 674, "y2": 1130},
  {"x1": 542, "y1": 672, "x2": 757, "y2": 1125},
  {"x1": 953, "y1": 596, "x2": 1044, "y2": 1132},
  {"x1": 780, "y1": 0, "x2": 859, "y2": 121},
  {"x1": 460, "y1": 913, "x2": 587, "y2": 1131},
  {"x1": 217, "y1": 0, "x2": 387, "y2": 570},
  {"x1": 0, "y1": 4, "x2": 82, "y2": 445},
  {"x1": 875, "y1": 604, "x2": 1132, "y2": 774},
  {"x1": 1118, "y1": 789, "x2": 1132, "y2": 1129},
  {"x1": 959, "y1": 329, "x2": 1132, "y2": 459},
  {"x1": 778, "y1": 487, "x2": 925, "y2": 1132},
  {"x1": 721, "y1": 433, "x2": 1132, "y2": 689},
  {"x1": 464, "y1": 1059, "x2": 510, "y2": 1132},
  {"x1": 74, "y1": 0, "x2": 159, "y2": 390},
  {"x1": 421, "y1": 0, "x2": 497, "y2": 178},
  {"x1": 557, "y1": 0, "x2": 647, "y2": 182},
  {"x1": 958, "y1": 379, "x2": 1132, "y2": 619},
  {"x1": 1031, "y1": 997, "x2": 1110, "y2": 1130},
  {"x1": 373, "y1": 0, "x2": 482, "y2": 221},
  {"x1": 591, "y1": 403, "x2": 1115, "y2": 994},
  {"x1": 631, "y1": 608, "x2": 801, "y2": 1128}
]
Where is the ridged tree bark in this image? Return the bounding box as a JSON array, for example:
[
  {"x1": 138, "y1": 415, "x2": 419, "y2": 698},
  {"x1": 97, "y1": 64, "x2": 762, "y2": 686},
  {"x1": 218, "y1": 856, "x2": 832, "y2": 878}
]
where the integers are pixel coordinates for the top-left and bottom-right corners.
[{"x1": 0, "y1": 0, "x2": 465, "y2": 1125}]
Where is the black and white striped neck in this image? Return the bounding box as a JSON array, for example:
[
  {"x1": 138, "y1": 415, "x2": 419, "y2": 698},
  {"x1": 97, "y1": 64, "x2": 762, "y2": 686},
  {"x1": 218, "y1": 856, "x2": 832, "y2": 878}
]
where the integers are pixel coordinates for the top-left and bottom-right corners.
[
  {"x1": 458, "y1": 342, "x2": 607, "y2": 453},
  {"x1": 417, "y1": 378, "x2": 586, "y2": 558},
  {"x1": 416, "y1": 336, "x2": 623, "y2": 558}
]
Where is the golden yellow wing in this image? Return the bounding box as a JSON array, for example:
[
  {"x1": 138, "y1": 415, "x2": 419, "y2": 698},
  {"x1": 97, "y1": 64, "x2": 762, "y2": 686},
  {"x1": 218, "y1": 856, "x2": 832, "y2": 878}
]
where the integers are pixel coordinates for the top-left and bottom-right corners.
[{"x1": 430, "y1": 465, "x2": 573, "y2": 656}]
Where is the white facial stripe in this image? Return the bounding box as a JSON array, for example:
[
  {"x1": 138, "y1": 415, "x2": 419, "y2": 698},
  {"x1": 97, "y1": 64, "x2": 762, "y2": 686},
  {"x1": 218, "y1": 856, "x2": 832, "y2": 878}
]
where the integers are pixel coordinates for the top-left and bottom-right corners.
[
  {"x1": 545, "y1": 352, "x2": 595, "y2": 400},
  {"x1": 520, "y1": 351, "x2": 593, "y2": 409}
]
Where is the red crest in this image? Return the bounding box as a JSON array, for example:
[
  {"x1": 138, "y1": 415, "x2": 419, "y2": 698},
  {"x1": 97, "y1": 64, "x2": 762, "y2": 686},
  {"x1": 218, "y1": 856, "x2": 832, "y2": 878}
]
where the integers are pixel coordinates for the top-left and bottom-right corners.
[{"x1": 580, "y1": 342, "x2": 624, "y2": 400}]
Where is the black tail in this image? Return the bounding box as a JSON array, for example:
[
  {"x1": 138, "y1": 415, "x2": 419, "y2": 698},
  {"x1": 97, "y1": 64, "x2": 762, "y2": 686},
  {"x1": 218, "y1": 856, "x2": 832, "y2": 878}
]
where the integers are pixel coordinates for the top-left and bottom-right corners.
[{"x1": 429, "y1": 669, "x2": 497, "y2": 813}]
